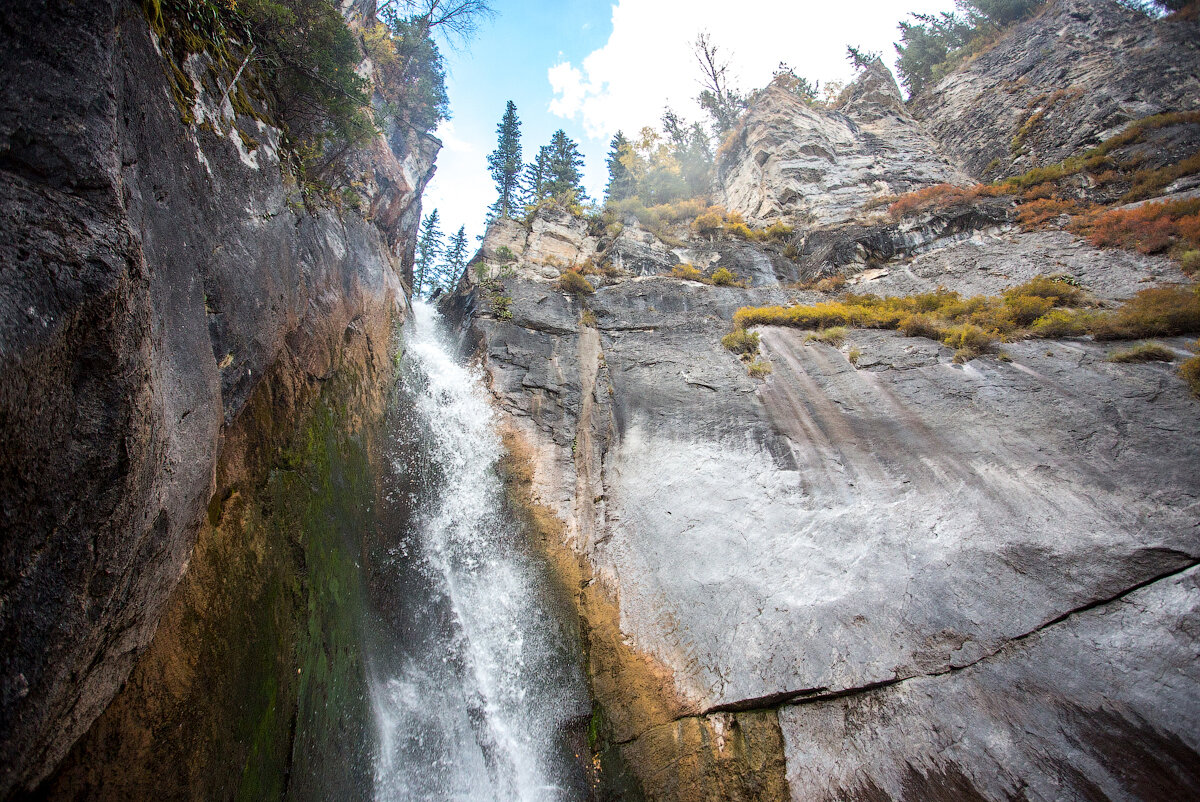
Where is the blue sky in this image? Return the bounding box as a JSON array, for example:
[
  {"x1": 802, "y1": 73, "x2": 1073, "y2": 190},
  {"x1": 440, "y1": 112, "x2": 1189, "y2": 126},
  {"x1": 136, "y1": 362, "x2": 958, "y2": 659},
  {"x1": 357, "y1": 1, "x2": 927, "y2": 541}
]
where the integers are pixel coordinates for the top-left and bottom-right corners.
[{"x1": 423, "y1": 0, "x2": 959, "y2": 248}]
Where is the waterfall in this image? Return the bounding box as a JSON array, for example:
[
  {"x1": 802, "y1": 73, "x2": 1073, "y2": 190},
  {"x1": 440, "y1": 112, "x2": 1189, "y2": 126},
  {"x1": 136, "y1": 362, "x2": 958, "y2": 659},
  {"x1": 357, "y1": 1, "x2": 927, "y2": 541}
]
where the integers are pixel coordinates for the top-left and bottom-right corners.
[{"x1": 368, "y1": 301, "x2": 590, "y2": 802}]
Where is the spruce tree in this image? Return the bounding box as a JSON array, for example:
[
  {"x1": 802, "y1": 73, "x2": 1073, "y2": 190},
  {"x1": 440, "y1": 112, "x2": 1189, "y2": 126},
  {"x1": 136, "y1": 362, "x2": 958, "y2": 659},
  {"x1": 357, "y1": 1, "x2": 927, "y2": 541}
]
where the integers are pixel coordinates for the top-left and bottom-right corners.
[
  {"x1": 604, "y1": 131, "x2": 636, "y2": 203},
  {"x1": 544, "y1": 130, "x2": 587, "y2": 201},
  {"x1": 486, "y1": 100, "x2": 523, "y2": 221},
  {"x1": 439, "y1": 225, "x2": 469, "y2": 291},
  {"x1": 521, "y1": 145, "x2": 551, "y2": 208},
  {"x1": 414, "y1": 208, "x2": 443, "y2": 297}
]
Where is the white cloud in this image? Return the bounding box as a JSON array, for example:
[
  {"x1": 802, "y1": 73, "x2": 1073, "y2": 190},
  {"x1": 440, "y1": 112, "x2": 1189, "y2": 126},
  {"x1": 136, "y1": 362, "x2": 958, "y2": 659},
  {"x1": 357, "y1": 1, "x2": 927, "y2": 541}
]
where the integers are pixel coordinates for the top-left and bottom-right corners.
[
  {"x1": 433, "y1": 120, "x2": 475, "y2": 154},
  {"x1": 548, "y1": 0, "x2": 958, "y2": 141}
]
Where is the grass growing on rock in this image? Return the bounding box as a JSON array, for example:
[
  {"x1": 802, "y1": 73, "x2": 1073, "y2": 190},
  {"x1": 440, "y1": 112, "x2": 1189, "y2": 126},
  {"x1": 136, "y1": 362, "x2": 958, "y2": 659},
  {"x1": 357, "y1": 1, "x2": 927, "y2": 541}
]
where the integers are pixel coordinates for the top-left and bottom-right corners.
[
  {"x1": 1181, "y1": 353, "x2": 1200, "y2": 396},
  {"x1": 557, "y1": 269, "x2": 595, "y2": 296},
  {"x1": 1106, "y1": 343, "x2": 1176, "y2": 363},
  {"x1": 729, "y1": 279, "x2": 1200, "y2": 359},
  {"x1": 721, "y1": 329, "x2": 760, "y2": 355},
  {"x1": 805, "y1": 327, "x2": 847, "y2": 347}
]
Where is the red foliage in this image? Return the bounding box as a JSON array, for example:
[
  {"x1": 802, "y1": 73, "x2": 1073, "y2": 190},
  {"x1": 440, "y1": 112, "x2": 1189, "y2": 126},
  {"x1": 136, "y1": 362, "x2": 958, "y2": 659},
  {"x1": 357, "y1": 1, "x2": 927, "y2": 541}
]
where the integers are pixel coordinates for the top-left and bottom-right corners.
[{"x1": 1073, "y1": 199, "x2": 1200, "y2": 254}]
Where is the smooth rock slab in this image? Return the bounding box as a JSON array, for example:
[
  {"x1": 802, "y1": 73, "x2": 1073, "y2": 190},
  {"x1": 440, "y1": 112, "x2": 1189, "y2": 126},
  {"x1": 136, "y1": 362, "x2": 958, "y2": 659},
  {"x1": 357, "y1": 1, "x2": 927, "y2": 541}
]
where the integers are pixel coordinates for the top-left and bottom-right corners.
[
  {"x1": 780, "y1": 563, "x2": 1200, "y2": 801},
  {"x1": 592, "y1": 326, "x2": 1200, "y2": 709}
]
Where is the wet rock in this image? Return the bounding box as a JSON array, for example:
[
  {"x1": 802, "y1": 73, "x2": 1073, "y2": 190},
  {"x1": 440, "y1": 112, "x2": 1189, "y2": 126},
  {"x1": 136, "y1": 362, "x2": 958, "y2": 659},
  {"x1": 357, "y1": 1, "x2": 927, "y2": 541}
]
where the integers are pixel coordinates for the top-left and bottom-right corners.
[{"x1": 0, "y1": 1, "x2": 431, "y2": 795}]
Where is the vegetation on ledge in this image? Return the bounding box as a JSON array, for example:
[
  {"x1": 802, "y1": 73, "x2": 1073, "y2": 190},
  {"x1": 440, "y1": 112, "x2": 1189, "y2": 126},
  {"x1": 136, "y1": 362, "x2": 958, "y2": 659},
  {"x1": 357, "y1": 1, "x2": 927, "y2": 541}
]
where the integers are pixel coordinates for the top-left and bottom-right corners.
[{"x1": 730, "y1": 279, "x2": 1200, "y2": 365}]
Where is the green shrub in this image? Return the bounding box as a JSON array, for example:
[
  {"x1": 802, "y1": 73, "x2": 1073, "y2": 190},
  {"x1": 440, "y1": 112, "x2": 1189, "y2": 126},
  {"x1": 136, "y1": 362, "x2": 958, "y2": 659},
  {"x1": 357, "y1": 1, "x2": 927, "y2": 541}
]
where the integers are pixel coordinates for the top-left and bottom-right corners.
[
  {"x1": 1106, "y1": 343, "x2": 1176, "y2": 363},
  {"x1": 557, "y1": 270, "x2": 595, "y2": 296},
  {"x1": 1029, "y1": 308, "x2": 1088, "y2": 337},
  {"x1": 848, "y1": 346, "x2": 862, "y2": 365},
  {"x1": 492, "y1": 295, "x2": 513, "y2": 320},
  {"x1": 721, "y1": 329, "x2": 760, "y2": 355},
  {"x1": 710, "y1": 267, "x2": 744, "y2": 287},
  {"x1": 495, "y1": 245, "x2": 518, "y2": 263}
]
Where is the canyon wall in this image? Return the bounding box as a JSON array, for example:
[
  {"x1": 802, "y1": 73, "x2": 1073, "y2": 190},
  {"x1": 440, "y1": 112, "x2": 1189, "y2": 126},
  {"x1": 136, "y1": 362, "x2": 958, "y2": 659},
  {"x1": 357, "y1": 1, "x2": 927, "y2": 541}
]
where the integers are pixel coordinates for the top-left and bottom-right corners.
[
  {"x1": 447, "y1": 1, "x2": 1200, "y2": 798},
  {"x1": 0, "y1": 1, "x2": 435, "y2": 796}
]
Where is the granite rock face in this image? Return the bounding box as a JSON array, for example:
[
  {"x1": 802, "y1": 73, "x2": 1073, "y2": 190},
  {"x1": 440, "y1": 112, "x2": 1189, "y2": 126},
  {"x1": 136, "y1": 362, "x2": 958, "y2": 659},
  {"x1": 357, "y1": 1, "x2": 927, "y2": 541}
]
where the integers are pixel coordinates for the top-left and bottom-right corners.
[
  {"x1": 717, "y1": 62, "x2": 969, "y2": 228},
  {"x1": 0, "y1": 1, "x2": 434, "y2": 795},
  {"x1": 913, "y1": 0, "x2": 1200, "y2": 180}
]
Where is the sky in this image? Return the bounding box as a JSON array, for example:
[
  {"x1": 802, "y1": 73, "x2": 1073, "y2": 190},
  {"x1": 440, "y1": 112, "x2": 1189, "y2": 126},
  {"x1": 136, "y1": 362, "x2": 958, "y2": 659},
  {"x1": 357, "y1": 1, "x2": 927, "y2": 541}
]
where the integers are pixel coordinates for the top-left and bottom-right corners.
[{"x1": 422, "y1": 0, "x2": 960, "y2": 248}]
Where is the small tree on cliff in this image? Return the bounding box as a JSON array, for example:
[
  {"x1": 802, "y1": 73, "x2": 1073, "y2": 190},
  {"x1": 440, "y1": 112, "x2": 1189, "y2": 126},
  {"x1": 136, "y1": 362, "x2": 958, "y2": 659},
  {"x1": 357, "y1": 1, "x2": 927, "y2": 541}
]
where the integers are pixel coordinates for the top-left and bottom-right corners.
[
  {"x1": 604, "y1": 131, "x2": 636, "y2": 203},
  {"x1": 437, "y1": 225, "x2": 469, "y2": 292},
  {"x1": 693, "y1": 31, "x2": 746, "y2": 135},
  {"x1": 544, "y1": 130, "x2": 587, "y2": 201},
  {"x1": 521, "y1": 145, "x2": 551, "y2": 208},
  {"x1": 414, "y1": 208, "x2": 443, "y2": 297},
  {"x1": 487, "y1": 101, "x2": 523, "y2": 221}
]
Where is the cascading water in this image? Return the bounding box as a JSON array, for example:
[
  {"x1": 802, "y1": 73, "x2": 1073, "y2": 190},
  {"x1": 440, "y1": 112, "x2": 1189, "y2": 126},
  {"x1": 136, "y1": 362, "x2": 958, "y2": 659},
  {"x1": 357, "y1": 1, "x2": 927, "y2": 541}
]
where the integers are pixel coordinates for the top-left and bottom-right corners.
[{"x1": 367, "y1": 301, "x2": 590, "y2": 802}]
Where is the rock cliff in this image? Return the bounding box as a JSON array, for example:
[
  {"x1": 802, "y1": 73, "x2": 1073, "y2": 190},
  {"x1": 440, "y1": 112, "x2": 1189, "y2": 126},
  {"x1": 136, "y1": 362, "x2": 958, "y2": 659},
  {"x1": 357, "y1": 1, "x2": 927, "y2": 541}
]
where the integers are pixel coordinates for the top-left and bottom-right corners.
[
  {"x1": 0, "y1": 0, "x2": 435, "y2": 797},
  {"x1": 912, "y1": 0, "x2": 1200, "y2": 180},
  {"x1": 717, "y1": 61, "x2": 969, "y2": 228},
  {"x1": 446, "y1": 1, "x2": 1200, "y2": 798}
]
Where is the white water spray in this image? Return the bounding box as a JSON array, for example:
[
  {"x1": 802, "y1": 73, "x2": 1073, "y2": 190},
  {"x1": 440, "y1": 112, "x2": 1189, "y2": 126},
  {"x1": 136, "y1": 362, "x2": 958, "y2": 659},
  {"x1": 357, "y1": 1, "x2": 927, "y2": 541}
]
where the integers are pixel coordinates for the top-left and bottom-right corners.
[{"x1": 369, "y1": 302, "x2": 588, "y2": 802}]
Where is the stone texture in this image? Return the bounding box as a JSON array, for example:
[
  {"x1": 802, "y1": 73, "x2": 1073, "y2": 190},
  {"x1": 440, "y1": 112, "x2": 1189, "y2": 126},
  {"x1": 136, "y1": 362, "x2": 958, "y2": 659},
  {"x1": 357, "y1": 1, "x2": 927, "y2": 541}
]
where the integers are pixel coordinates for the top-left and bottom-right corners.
[
  {"x1": 780, "y1": 564, "x2": 1200, "y2": 801},
  {"x1": 452, "y1": 197, "x2": 1200, "y2": 797},
  {"x1": 717, "y1": 63, "x2": 969, "y2": 228},
  {"x1": 913, "y1": 0, "x2": 1200, "y2": 180},
  {"x1": 0, "y1": 1, "x2": 433, "y2": 795}
]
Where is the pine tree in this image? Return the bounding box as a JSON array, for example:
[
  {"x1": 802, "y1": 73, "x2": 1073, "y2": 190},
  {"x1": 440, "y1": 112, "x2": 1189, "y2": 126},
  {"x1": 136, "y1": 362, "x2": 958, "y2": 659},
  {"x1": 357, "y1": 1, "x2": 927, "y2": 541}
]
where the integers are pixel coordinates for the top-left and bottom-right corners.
[
  {"x1": 544, "y1": 129, "x2": 587, "y2": 201},
  {"x1": 438, "y1": 225, "x2": 469, "y2": 292},
  {"x1": 604, "y1": 131, "x2": 636, "y2": 203},
  {"x1": 414, "y1": 208, "x2": 443, "y2": 297},
  {"x1": 521, "y1": 145, "x2": 551, "y2": 208},
  {"x1": 486, "y1": 100, "x2": 523, "y2": 221}
]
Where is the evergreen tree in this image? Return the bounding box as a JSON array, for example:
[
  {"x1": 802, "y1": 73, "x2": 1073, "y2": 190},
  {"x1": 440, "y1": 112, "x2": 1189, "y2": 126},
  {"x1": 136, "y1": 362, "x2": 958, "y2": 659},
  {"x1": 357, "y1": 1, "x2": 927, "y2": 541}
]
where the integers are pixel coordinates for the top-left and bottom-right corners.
[
  {"x1": 438, "y1": 225, "x2": 469, "y2": 291},
  {"x1": 486, "y1": 100, "x2": 523, "y2": 221},
  {"x1": 544, "y1": 130, "x2": 587, "y2": 201},
  {"x1": 414, "y1": 208, "x2": 443, "y2": 297},
  {"x1": 604, "y1": 131, "x2": 636, "y2": 203},
  {"x1": 521, "y1": 145, "x2": 551, "y2": 207}
]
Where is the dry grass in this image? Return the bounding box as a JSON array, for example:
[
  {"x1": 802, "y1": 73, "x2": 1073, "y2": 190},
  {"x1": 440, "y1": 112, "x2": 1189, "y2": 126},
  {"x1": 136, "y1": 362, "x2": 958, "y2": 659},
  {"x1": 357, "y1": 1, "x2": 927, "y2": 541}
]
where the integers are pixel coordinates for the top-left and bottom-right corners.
[
  {"x1": 1087, "y1": 286, "x2": 1200, "y2": 340},
  {"x1": 1106, "y1": 343, "x2": 1176, "y2": 363},
  {"x1": 557, "y1": 269, "x2": 595, "y2": 296},
  {"x1": 1070, "y1": 199, "x2": 1200, "y2": 256},
  {"x1": 721, "y1": 329, "x2": 760, "y2": 355},
  {"x1": 1181, "y1": 354, "x2": 1200, "y2": 396},
  {"x1": 746, "y1": 359, "x2": 772, "y2": 378},
  {"x1": 805, "y1": 327, "x2": 847, "y2": 347},
  {"x1": 730, "y1": 280, "x2": 1200, "y2": 355},
  {"x1": 885, "y1": 183, "x2": 1003, "y2": 219}
]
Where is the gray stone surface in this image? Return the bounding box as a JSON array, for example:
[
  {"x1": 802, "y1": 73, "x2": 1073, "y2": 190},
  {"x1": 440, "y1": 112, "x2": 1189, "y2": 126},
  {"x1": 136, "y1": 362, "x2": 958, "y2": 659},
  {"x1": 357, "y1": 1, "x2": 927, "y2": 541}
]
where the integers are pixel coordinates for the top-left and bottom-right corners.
[
  {"x1": 717, "y1": 63, "x2": 969, "y2": 228},
  {"x1": 913, "y1": 0, "x2": 1200, "y2": 180},
  {"x1": 457, "y1": 190, "x2": 1200, "y2": 795},
  {"x1": 853, "y1": 229, "x2": 1188, "y2": 301},
  {"x1": 780, "y1": 564, "x2": 1200, "y2": 801}
]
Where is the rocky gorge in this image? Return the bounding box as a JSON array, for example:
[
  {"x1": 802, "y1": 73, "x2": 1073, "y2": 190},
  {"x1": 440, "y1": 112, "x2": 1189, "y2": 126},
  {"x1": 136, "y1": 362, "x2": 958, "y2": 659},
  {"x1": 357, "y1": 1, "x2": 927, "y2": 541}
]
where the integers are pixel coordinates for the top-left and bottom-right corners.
[
  {"x1": 1, "y1": 0, "x2": 1200, "y2": 800},
  {"x1": 443, "y1": 1, "x2": 1200, "y2": 798}
]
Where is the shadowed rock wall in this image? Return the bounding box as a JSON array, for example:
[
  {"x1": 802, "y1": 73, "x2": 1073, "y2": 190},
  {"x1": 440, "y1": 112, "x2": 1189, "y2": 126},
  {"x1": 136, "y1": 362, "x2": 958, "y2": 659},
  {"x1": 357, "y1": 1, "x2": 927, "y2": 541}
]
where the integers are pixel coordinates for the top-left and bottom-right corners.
[{"x1": 0, "y1": 1, "x2": 434, "y2": 796}]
